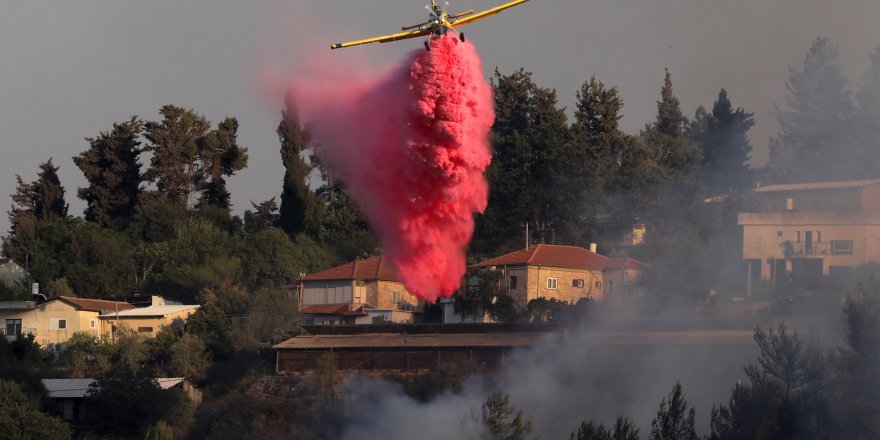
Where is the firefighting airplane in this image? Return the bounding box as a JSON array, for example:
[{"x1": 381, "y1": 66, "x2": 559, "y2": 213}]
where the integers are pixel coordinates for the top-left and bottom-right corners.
[{"x1": 331, "y1": 0, "x2": 530, "y2": 51}]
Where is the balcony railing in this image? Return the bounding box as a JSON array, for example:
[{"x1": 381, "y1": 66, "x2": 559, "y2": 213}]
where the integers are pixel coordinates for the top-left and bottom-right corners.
[
  {"x1": 784, "y1": 241, "x2": 830, "y2": 257},
  {"x1": 1, "y1": 328, "x2": 37, "y2": 341}
]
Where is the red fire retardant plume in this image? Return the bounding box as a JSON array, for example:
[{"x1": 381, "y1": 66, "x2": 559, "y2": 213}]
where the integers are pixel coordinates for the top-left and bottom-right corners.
[{"x1": 290, "y1": 36, "x2": 494, "y2": 303}]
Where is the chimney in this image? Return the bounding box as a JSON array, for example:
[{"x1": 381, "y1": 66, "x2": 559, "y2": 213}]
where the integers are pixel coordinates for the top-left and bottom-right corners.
[{"x1": 589, "y1": 243, "x2": 598, "y2": 253}]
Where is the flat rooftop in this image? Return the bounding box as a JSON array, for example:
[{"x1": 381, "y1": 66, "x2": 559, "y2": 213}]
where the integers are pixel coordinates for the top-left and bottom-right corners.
[{"x1": 275, "y1": 332, "x2": 550, "y2": 350}]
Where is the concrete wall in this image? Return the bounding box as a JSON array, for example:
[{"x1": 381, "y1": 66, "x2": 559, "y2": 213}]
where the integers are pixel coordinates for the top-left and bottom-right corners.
[
  {"x1": 759, "y1": 188, "x2": 862, "y2": 213},
  {"x1": 740, "y1": 212, "x2": 880, "y2": 280},
  {"x1": 504, "y1": 267, "x2": 530, "y2": 305},
  {"x1": 34, "y1": 301, "x2": 102, "y2": 346},
  {"x1": 862, "y1": 184, "x2": 880, "y2": 212},
  {"x1": 101, "y1": 309, "x2": 196, "y2": 338}
]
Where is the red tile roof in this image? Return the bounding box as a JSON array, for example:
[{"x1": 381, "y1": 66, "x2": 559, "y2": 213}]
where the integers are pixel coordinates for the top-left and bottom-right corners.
[
  {"x1": 607, "y1": 258, "x2": 651, "y2": 270},
  {"x1": 300, "y1": 304, "x2": 369, "y2": 317},
  {"x1": 55, "y1": 297, "x2": 136, "y2": 313},
  {"x1": 472, "y1": 244, "x2": 647, "y2": 271},
  {"x1": 300, "y1": 256, "x2": 399, "y2": 282}
]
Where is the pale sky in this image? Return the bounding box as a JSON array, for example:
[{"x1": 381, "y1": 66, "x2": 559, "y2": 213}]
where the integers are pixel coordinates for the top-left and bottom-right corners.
[{"x1": 3, "y1": 0, "x2": 880, "y2": 234}]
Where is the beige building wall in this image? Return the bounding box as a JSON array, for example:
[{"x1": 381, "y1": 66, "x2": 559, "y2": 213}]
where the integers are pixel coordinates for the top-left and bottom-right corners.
[
  {"x1": 862, "y1": 185, "x2": 880, "y2": 212},
  {"x1": 101, "y1": 309, "x2": 197, "y2": 338},
  {"x1": 33, "y1": 301, "x2": 103, "y2": 346},
  {"x1": 0, "y1": 309, "x2": 39, "y2": 338},
  {"x1": 740, "y1": 212, "x2": 880, "y2": 280},
  {"x1": 504, "y1": 267, "x2": 530, "y2": 306},
  {"x1": 602, "y1": 268, "x2": 643, "y2": 304}
]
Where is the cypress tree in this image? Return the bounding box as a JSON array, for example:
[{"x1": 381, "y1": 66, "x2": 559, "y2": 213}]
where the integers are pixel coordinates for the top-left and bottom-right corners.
[
  {"x1": 574, "y1": 76, "x2": 624, "y2": 177},
  {"x1": 693, "y1": 89, "x2": 755, "y2": 191},
  {"x1": 197, "y1": 117, "x2": 248, "y2": 211},
  {"x1": 278, "y1": 105, "x2": 323, "y2": 238},
  {"x1": 644, "y1": 69, "x2": 701, "y2": 178},
  {"x1": 32, "y1": 159, "x2": 68, "y2": 222}
]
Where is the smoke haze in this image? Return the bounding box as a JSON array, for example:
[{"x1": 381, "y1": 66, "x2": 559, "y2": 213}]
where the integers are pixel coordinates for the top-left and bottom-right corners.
[
  {"x1": 288, "y1": 36, "x2": 494, "y2": 302},
  {"x1": 4, "y1": 1, "x2": 880, "y2": 234}
]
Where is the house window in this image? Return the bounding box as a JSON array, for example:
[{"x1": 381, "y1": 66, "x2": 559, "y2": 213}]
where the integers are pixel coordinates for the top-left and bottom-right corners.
[
  {"x1": 50, "y1": 318, "x2": 67, "y2": 330},
  {"x1": 831, "y1": 240, "x2": 853, "y2": 255},
  {"x1": 509, "y1": 276, "x2": 518, "y2": 290},
  {"x1": 137, "y1": 327, "x2": 153, "y2": 333},
  {"x1": 90, "y1": 320, "x2": 96, "y2": 329},
  {"x1": 776, "y1": 231, "x2": 783, "y2": 237},
  {"x1": 5, "y1": 319, "x2": 21, "y2": 336},
  {"x1": 572, "y1": 279, "x2": 584, "y2": 288},
  {"x1": 392, "y1": 291, "x2": 401, "y2": 304},
  {"x1": 595, "y1": 281, "x2": 602, "y2": 289},
  {"x1": 817, "y1": 231, "x2": 822, "y2": 242},
  {"x1": 796, "y1": 231, "x2": 801, "y2": 242},
  {"x1": 547, "y1": 278, "x2": 558, "y2": 290}
]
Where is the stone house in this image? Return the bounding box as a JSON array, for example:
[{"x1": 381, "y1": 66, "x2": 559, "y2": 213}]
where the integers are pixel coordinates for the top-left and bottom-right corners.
[
  {"x1": 290, "y1": 255, "x2": 422, "y2": 324},
  {"x1": 471, "y1": 244, "x2": 648, "y2": 308}
]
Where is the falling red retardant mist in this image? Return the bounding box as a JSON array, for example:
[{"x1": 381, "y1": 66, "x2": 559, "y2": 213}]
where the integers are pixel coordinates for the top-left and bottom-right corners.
[{"x1": 288, "y1": 35, "x2": 494, "y2": 303}]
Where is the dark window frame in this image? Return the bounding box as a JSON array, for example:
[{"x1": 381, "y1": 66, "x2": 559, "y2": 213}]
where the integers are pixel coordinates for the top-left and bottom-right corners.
[{"x1": 831, "y1": 240, "x2": 853, "y2": 255}]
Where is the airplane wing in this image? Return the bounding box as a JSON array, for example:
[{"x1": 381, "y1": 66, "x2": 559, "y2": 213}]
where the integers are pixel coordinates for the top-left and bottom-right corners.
[
  {"x1": 450, "y1": 0, "x2": 530, "y2": 27},
  {"x1": 331, "y1": 29, "x2": 432, "y2": 50}
]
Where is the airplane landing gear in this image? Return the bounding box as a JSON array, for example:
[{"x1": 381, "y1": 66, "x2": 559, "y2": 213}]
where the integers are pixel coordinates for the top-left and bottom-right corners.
[
  {"x1": 460, "y1": 32, "x2": 465, "y2": 42},
  {"x1": 424, "y1": 41, "x2": 431, "y2": 51}
]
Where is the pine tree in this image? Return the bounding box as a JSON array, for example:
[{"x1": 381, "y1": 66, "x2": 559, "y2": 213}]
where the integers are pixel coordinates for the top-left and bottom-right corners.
[
  {"x1": 475, "y1": 68, "x2": 579, "y2": 253},
  {"x1": 143, "y1": 105, "x2": 211, "y2": 208},
  {"x1": 571, "y1": 420, "x2": 611, "y2": 440},
  {"x1": 74, "y1": 116, "x2": 144, "y2": 226},
  {"x1": 768, "y1": 37, "x2": 856, "y2": 183},
  {"x1": 692, "y1": 89, "x2": 755, "y2": 191},
  {"x1": 479, "y1": 391, "x2": 533, "y2": 440},
  {"x1": 854, "y1": 44, "x2": 880, "y2": 178},
  {"x1": 278, "y1": 104, "x2": 323, "y2": 238},
  {"x1": 650, "y1": 382, "x2": 698, "y2": 440},
  {"x1": 611, "y1": 416, "x2": 641, "y2": 440},
  {"x1": 834, "y1": 292, "x2": 880, "y2": 438}
]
